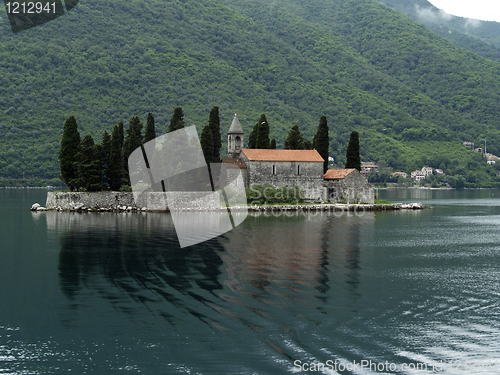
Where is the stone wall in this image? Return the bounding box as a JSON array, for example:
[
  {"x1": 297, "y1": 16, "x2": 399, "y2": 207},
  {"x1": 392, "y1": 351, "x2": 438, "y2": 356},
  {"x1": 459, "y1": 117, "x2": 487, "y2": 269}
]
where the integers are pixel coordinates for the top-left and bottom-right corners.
[
  {"x1": 45, "y1": 191, "x2": 222, "y2": 211},
  {"x1": 324, "y1": 170, "x2": 374, "y2": 204},
  {"x1": 244, "y1": 160, "x2": 324, "y2": 201}
]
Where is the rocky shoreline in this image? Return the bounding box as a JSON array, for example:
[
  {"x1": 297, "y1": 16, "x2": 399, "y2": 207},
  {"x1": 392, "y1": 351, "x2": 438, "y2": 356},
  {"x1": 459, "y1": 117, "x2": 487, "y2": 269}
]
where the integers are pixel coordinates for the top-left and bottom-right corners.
[{"x1": 30, "y1": 192, "x2": 426, "y2": 212}]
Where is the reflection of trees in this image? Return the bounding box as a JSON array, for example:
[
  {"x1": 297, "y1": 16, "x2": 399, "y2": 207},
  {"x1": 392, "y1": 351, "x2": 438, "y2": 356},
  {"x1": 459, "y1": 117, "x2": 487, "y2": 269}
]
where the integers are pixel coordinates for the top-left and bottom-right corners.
[{"x1": 57, "y1": 213, "x2": 225, "y2": 326}]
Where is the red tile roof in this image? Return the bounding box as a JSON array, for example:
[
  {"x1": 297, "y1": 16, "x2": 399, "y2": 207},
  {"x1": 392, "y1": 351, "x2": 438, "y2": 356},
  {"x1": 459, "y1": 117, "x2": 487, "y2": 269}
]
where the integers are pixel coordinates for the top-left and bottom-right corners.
[
  {"x1": 241, "y1": 149, "x2": 324, "y2": 162},
  {"x1": 324, "y1": 169, "x2": 355, "y2": 180}
]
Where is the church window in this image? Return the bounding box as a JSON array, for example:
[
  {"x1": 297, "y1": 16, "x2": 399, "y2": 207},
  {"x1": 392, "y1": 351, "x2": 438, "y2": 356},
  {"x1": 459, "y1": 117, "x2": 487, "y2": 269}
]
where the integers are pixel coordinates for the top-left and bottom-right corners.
[
  {"x1": 297, "y1": 165, "x2": 300, "y2": 175},
  {"x1": 272, "y1": 165, "x2": 276, "y2": 175}
]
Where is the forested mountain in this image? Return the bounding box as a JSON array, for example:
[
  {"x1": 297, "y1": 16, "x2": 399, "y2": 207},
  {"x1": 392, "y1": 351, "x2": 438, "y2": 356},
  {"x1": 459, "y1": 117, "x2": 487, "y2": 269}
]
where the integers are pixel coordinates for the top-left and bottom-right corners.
[
  {"x1": 1, "y1": 0, "x2": 500, "y2": 186},
  {"x1": 376, "y1": 0, "x2": 500, "y2": 61}
]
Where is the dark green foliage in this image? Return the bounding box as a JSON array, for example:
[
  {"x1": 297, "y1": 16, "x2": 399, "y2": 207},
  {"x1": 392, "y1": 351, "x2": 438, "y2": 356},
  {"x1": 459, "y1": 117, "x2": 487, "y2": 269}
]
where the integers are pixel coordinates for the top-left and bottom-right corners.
[
  {"x1": 100, "y1": 131, "x2": 111, "y2": 190},
  {"x1": 303, "y1": 140, "x2": 313, "y2": 150},
  {"x1": 245, "y1": 184, "x2": 304, "y2": 205},
  {"x1": 208, "y1": 107, "x2": 222, "y2": 162},
  {"x1": 108, "y1": 123, "x2": 124, "y2": 191},
  {"x1": 255, "y1": 114, "x2": 270, "y2": 149},
  {"x1": 284, "y1": 125, "x2": 305, "y2": 150},
  {"x1": 167, "y1": 107, "x2": 185, "y2": 133},
  {"x1": 345, "y1": 131, "x2": 361, "y2": 171},
  {"x1": 144, "y1": 113, "x2": 156, "y2": 144},
  {"x1": 4, "y1": 0, "x2": 500, "y2": 188},
  {"x1": 248, "y1": 123, "x2": 258, "y2": 149},
  {"x1": 270, "y1": 138, "x2": 276, "y2": 149},
  {"x1": 58, "y1": 116, "x2": 81, "y2": 191},
  {"x1": 75, "y1": 135, "x2": 102, "y2": 192},
  {"x1": 313, "y1": 116, "x2": 329, "y2": 173},
  {"x1": 123, "y1": 116, "x2": 143, "y2": 170},
  {"x1": 200, "y1": 123, "x2": 214, "y2": 165}
]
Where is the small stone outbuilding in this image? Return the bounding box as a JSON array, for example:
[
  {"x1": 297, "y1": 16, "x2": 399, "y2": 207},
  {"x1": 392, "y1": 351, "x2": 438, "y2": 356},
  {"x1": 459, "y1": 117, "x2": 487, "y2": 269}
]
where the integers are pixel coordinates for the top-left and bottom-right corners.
[{"x1": 324, "y1": 169, "x2": 374, "y2": 204}]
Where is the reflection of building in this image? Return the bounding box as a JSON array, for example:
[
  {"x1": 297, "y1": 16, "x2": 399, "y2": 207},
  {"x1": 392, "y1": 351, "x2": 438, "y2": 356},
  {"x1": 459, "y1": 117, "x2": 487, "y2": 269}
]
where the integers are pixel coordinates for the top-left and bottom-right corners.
[{"x1": 324, "y1": 169, "x2": 374, "y2": 203}]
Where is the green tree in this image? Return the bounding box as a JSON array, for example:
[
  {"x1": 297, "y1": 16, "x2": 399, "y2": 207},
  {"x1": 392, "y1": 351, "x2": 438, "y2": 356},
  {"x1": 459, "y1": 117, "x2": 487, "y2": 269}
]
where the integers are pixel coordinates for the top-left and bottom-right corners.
[
  {"x1": 100, "y1": 131, "x2": 111, "y2": 190},
  {"x1": 123, "y1": 116, "x2": 144, "y2": 185},
  {"x1": 248, "y1": 122, "x2": 258, "y2": 149},
  {"x1": 345, "y1": 131, "x2": 361, "y2": 171},
  {"x1": 167, "y1": 107, "x2": 185, "y2": 133},
  {"x1": 108, "y1": 123, "x2": 124, "y2": 191},
  {"x1": 75, "y1": 135, "x2": 102, "y2": 191},
  {"x1": 313, "y1": 116, "x2": 329, "y2": 173},
  {"x1": 255, "y1": 114, "x2": 270, "y2": 149},
  {"x1": 58, "y1": 116, "x2": 81, "y2": 191},
  {"x1": 200, "y1": 123, "x2": 214, "y2": 165},
  {"x1": 208, "y1": 106, "x2": 222, "y2": 162},
  {"x1": 270, "y1": 138, "x2": 276, "y2": 149},
  {"x1": 144, "y1": 112, "x2": 156, "y2": 144},
  {"x1": 284, "y1": 125, "x2": 305, "y2": 150}
]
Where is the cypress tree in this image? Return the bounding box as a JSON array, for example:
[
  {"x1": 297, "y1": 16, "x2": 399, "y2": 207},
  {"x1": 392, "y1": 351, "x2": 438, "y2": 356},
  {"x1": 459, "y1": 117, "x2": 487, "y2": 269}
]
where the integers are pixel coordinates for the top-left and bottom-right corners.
[
  {"x1": 255, "y1": 114, "x2": 270, "y2": 149},
  {"x1": 101, "y1": 131, "x2": 112, "y2": 190},
  {"x1": 59, "y1": 116, "x2": 81, "y2": 191},
  {"x1": 75, "y1": 135, "x2": 102, "y2": 191},
  {"x1": 123, "y1": 117, "x2": 144, "y2": 187},
  {"x1": 167, "y1": 107, "x2": 185, "y2": 133},
  {"x1": 313, "y1": 116, "x2": 329, "y2": 173},
  {"x1": 108, "y1": 124, "x2": 124, "y2": 191},
  {"x1": 208, "y1": 106, "x2": 221, "y2": 162},
  {"x1": 144, "y1": 112, "x2": 156, "y2": 144},
  {"x1": 284, "y1": 125, "x2": 305, "y2": 150},
  {"x1": 123, "y1": 116, "x2": 143, "y2": 163},
  {"x1": 270, "y1": 138, "x2": 276, "y2": 149},
  {"x1": 200, "y1": 123, "x2": 214, "y2": 165},
  {"x1": 248, "y1": 123, "x2": 258, "y2": 149},
  {"x1": 345, "y1": 131, "x2": 361, "y2": 171}
]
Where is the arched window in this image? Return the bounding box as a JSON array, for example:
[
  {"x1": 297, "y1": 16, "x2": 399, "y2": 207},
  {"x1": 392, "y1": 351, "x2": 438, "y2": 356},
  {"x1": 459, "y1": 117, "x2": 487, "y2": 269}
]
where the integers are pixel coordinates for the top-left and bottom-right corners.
[
  {"x1": 297, "y1": 165, "x2": 300, "y2": 175},
  {"x1": 272, "y1": 165, "x2": 276, "y2": 175}
]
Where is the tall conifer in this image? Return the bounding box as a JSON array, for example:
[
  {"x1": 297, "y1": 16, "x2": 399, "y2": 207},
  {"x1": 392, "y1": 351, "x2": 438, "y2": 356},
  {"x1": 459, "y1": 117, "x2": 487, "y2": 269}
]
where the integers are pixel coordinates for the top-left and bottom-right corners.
[
  {"x1": 59, "y1": 116, "x2": 81, "y2": 191},
  {"x1": 108, "y1": 124, "x2": 124, "y2": 191},
  {"x1": 144, "y1": 112, "x2": 156, "y2": 144},
  {"x1": 75, "y1": 135, "x2": 102, "y2": 191},
  {"x1": 208, "y1": 106, "x2": 221, "y2": 162},
  {"x1": 255, "y1": 114, "x2": 270, "y2": 149},
  {"x1": 313, "y1": 116, "x2": 329, "y2": 173},
  {"x1": 167, "y1": 107, "x2": 185, "y2": 132},
  {"x1": 284, "y1": 125, "x2": 305, "y2": 150},
  {"x1": 101, "y1": 131, "x2": 111, "y2": 190},
  {"x1": 345, "y1": 131, "x2": 361, "y2": 171}
]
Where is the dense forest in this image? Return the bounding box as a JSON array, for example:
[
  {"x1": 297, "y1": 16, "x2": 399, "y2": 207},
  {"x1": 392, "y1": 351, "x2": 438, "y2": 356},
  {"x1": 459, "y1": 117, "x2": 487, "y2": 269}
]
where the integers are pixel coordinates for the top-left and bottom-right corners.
[{"x1": 1, "y1": 0, "x2": 500, "y2": 187}]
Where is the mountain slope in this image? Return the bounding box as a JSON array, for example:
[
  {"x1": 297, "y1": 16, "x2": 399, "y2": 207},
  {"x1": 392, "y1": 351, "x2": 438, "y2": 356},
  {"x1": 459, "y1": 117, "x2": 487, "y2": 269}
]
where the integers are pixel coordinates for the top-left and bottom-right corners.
[
  {"x1": 376, "y1": 0, "x2": 500, "y2": 60},
  {"x1": 0, "y1": 0, "x2": 499, "y2": 186}
]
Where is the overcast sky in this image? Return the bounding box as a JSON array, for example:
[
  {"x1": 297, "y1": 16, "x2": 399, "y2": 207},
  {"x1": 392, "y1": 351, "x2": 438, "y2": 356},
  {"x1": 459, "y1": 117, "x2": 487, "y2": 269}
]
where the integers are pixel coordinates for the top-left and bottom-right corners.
[{"x1": 427, "y1": 0, "x2": 500, "y2": 22}]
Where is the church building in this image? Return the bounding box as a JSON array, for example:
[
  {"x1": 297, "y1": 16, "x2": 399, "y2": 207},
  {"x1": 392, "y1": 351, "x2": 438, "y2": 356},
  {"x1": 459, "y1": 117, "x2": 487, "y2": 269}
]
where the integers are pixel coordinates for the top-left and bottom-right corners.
[{"x1": 223, "y1": 114, "x2": 324, "y2": 201}]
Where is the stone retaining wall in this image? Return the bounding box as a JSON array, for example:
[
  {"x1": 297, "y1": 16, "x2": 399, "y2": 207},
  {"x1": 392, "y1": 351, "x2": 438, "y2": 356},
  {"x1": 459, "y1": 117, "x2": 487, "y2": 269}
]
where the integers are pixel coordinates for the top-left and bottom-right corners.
[{"x1": 44, "y1": 191, "x2": 221, "y2": 212}]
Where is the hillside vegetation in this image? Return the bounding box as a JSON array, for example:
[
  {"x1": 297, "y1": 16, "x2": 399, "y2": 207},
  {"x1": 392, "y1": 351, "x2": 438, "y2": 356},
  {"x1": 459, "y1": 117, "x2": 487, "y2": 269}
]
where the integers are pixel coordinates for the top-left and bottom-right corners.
[{"x1": 1, "y1": 0, "x2": 500, "y2": 187}]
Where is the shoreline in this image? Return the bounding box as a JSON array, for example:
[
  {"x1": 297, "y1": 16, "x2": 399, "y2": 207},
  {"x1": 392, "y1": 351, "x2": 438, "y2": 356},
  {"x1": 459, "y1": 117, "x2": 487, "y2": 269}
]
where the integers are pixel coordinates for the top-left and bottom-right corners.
[{"x1": 31, "y1": 192, "x2": 427, "y2": 213}]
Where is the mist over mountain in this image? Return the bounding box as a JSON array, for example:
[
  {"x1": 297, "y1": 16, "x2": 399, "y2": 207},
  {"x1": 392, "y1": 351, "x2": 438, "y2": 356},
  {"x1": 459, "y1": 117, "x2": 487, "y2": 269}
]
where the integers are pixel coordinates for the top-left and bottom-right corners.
[
  {"x1": 376, "y1": 0, "x2": 500, "y2": 60},
  {"x1": 1, "y1": 0, "x2": 500, "y2": 186}
]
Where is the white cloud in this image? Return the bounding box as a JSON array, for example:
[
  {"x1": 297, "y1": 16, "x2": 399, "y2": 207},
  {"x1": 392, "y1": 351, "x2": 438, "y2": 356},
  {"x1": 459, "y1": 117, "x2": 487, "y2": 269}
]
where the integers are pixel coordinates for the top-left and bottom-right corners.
[{"x1": 427, "y1": 0, "x2": 500, "y2": 23}]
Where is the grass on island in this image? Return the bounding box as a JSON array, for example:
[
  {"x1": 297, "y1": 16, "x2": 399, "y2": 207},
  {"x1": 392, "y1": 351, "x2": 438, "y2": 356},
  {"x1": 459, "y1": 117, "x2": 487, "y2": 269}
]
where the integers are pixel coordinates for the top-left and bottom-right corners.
[{"x1": 374, "y1": 199, "x2": 393, "y2": 205}]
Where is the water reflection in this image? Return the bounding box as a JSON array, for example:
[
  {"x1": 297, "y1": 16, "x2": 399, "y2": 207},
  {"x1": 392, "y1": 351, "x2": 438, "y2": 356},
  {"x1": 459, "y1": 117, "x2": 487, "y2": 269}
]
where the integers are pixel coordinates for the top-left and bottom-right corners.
[{"x1": 50, "y1": 212, "x2": 226, "y2": 327}]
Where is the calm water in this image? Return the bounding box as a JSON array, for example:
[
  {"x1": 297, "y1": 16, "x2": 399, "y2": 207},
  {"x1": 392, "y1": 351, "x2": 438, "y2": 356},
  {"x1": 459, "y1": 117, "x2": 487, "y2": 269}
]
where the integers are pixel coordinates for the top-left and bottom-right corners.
[{"x1": 1, "y1": 188, "x2": 500, "y2": 374}]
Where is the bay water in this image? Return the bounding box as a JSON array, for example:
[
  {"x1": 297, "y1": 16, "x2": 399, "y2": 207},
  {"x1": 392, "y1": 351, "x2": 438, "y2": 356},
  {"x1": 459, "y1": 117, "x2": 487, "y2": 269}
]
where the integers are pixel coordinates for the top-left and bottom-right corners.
[{"x1": 1, "y1": 188, "x2": 499, "y2": 374}]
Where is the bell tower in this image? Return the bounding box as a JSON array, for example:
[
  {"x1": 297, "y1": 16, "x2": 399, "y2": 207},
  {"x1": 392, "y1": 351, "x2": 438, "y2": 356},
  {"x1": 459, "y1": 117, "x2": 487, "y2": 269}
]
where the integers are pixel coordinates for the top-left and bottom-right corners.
[{"x1": 228, "y1": 114, "x2": 244, "y2": 158}]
